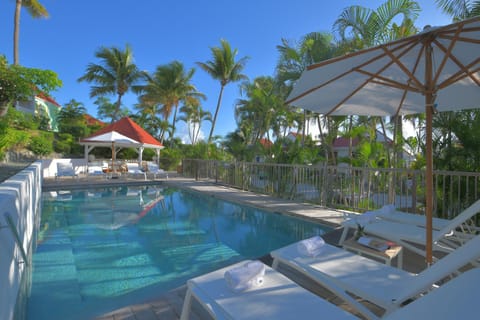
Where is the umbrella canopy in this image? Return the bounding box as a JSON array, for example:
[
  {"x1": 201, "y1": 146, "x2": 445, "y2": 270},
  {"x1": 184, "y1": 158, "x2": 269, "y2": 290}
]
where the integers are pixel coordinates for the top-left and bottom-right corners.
[{"x1": 287, "y1": 17, "x2": 480, "y2": 264}]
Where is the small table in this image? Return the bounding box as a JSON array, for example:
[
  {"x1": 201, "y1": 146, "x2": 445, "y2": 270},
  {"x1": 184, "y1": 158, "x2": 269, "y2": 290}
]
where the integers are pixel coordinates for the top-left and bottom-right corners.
[{"x1": 343, "y1": 237, "x2": 403, "y2": 269}]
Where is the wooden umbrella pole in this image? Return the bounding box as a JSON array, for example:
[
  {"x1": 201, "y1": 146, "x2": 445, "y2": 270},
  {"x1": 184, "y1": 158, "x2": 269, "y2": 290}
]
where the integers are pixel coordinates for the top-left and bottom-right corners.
[{"x1": 424, "y1": 40, "x2": 434, "y2": 265}]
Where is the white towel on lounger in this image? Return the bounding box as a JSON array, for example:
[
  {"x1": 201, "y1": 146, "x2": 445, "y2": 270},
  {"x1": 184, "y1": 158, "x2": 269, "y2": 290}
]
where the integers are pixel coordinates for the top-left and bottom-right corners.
[
  {"x1": 224, "y1": 261, "x2": 265, "y2": 293},
  {"x1": 297, "y1": 236, "x2": 325, "y2": 257}
]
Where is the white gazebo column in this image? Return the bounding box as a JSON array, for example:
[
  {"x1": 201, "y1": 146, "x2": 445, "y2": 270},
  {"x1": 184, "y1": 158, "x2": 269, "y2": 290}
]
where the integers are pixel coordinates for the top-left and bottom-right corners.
[
  {"x1": 84, "y1": 144, "x2": 95, "y2": 172},
  {"x1": 137, "y1": 147, "x2": 144, "y2": 164}
]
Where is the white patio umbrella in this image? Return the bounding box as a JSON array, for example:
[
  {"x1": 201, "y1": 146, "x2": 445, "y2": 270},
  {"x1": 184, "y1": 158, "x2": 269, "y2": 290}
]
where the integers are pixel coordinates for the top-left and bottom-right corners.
[
  {"x1": 286, "y1": 17, "x2": 480, "y2": 264},
  {"x1": 82, "y1": 131, "x2": 141, "y2": 171}
]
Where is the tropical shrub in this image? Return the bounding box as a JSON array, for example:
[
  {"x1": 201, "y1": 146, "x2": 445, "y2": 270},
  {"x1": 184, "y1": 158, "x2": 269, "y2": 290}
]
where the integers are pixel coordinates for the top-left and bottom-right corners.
[{"x1": 29, "y1": 133, "x2": 54, "y2": 156}]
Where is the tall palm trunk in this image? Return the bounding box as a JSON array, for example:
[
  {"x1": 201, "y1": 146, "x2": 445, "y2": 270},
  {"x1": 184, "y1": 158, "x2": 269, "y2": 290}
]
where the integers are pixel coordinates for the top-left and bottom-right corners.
[
  {"x1": 114, "y1": 94, "x2": 123, "y2": 122},
  {"x1": 171, "y1": 103, "x2": 179, "y2": 146},
  {"x1": 208, "y1": 84, "x2": 225, "y2": 143},
  {"x1": 13, "y1": 0, "x2": 22, "y2": 65}
]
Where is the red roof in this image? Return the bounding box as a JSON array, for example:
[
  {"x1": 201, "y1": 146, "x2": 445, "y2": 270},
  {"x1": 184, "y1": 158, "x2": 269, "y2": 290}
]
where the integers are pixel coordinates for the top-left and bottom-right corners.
[
  {"x1": 36, "y1": 92, "x2": 61, "y2": 107},
  {"x1": 84, "y1": 114, "x2": 105, "y2": 126},
  {"x1": 85, "y1": 117, "x2": 163, "y2": 147},
  {"x1": 259, "y1": 138, "x2": 273, "y2": 148}
]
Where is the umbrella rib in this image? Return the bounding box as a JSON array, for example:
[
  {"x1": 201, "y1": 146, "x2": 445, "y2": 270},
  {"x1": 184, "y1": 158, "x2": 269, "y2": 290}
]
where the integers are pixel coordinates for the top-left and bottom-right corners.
[
  {"x1": 439, "y1": 62, "x2": 480, "y2": 89},
  {"x1": 439, "y1": 34, "x2": 480, "y2": 44},
  {"x1": 287, "y1": 39, "x2": 418, "y2": 105},
  {"x1": 432, "y1": 21, "x2": 463, "y2": 86},
  {"x1": 326, "y1": 43, "x2": 417, "y2": 115},
  {"x1": 433, "y1": 34, "x2": 480, "y2": 88},
  {"x1": 380, "y1": 42, "x2": 424, "y2": 89},
  {"x1": 358, "y1": 71, "x2": 423, "y2": 93}
]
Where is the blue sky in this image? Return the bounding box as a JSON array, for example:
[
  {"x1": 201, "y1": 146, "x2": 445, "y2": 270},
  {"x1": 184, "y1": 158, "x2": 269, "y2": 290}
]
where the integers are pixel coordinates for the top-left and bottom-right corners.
[{"x1": 0, "y1": 0, "x2": 451, "y2": 141}]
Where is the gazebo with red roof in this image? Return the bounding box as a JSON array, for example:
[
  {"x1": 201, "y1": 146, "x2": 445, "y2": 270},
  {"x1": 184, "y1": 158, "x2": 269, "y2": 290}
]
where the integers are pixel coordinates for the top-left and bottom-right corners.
[{"x1": 80, "y1": 117, "x2": 164, "y2": 165}]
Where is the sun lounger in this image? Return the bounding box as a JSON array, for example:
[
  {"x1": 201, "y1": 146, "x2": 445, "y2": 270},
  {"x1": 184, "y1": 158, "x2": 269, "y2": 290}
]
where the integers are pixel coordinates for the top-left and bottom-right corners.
[
  {"x1": 339, "y1": 199, "x2": 480, "y2": 257},
  {"x1": 180, "y1": 259, "x2": 480, "y2": 320},
  {"x1": 87, "y1": 165, "x2": 107, "y2": 179},
  {"x1": 126, "y1": 162, "x2": 146, "y2": 180},
  {"x1": 271, "y1": 235, "x2": 480, "y2": 319},
  {"x1": 347, "y1": 204, "x2": 451, "y2": 230},
  {"x1": 55, "y1": 162, "x2": 78, "y2": 180},
  {"x1": 384, "y1": 268, "x2": 480, "y2": 319},
  {"x1": 180, "y1": 260, "x2": 357, "y2": 320},
  {"x1": 146, "y1": 162, "x2": 167, "y2": 180}
]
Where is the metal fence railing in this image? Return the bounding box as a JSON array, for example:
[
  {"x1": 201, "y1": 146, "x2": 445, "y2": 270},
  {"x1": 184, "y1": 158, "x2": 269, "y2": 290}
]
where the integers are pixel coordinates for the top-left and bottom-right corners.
[{"x1": 181, "y1": 159, "x2": 480, "y2": 219}]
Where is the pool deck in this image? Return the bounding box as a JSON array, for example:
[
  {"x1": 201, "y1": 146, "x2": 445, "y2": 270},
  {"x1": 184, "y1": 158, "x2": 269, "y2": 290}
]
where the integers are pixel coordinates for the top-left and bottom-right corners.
[{"x1": 43, "y1": 173, "x2": 428, "y2": 320}]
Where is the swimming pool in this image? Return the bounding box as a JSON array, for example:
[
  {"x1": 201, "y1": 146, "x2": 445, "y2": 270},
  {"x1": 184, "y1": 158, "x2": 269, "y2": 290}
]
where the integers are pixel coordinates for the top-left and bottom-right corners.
[{"x1": 27, "y1": 185, "x2": 331, "y2": 319}]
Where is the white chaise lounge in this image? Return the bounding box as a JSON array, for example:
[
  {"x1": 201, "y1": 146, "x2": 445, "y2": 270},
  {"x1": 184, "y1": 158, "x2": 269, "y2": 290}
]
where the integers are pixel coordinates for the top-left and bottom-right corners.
[
  {"x1": 55, "y1": 162, "x2": 78, "y2": 180},
  {"x1": 180, "y1": 260, "x2": 357, "y2": 320},
  {"x1": 126, "y1": 162, "x2": 147, "y2": 180},
  {"x1": 180, "y1": 259, "x2": 480, "y2": 320},
  {"x1": 271, "y1": 235, "x2": 480, "y2": 319},
  {"x1": 339, "y1": 199, "x2": 480, "y2": 257}
]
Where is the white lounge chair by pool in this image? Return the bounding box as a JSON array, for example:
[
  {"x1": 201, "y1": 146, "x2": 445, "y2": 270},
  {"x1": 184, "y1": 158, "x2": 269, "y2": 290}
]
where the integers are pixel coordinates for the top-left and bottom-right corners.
[
  {"x1": 339, "y1": 199, "x2": 480, "y2": 257},
  {"x1": 87, "y1": 164, "x2": 107, "y2": 179},
  {"x1": 126, "y1": 162, "x2": 147, "y2": 180},
  {"x1": 55, "y1": 162, "x2": 78, "y2": 180},
  {"x1": 146, "y1": 162, "x2": 167, "y2": 180},
  {"x1": 180, "y1": 260, "x2": 357, "y2": 320},
  {"x1": 180, "y1": 259, "x2": 480, "y2": 320},
  {"x1": 271, "y1": 235, "x2": 480, "y2": 319}
]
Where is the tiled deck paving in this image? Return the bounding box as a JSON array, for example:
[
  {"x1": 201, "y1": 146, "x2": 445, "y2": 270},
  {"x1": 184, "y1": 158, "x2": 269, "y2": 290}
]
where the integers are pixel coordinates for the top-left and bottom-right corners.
[{"x1": 42, "y1": 174, "x2": 429, "y2": 320}]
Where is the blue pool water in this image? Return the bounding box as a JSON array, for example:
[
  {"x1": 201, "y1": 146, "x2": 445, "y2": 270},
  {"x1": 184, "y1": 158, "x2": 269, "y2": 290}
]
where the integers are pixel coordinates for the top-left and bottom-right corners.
[{"x1": 27, "y1": 185, "x2": 331, "y2": 319}]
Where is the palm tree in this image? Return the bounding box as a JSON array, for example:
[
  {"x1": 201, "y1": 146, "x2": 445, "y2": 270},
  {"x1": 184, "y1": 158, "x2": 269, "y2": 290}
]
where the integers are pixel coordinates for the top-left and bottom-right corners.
[
  {"x1": 178, "y1": 96, "x2": 212, "y2": 145},
  {"x1": 333, "y1": 0, "x2": 421, "y2": 168},
  {"x1": 276, "y1": 32, "x2": 336, "y2": 84},
  {"x1": 57, "y1": 99, "x2": 87, "y2": 136},
  {"x1": 333, "y1": 0, "x2": 420, "y2": 48},
  {"x1": 78, "y1": 44, "x2": 145, "y2": 122},
  {"x1": 235, "y1": 76, "x2": 288, "y2": 145},
  {"x1": 196, "y1": 39, "x2": 249, "y2": 143},
  {"x1": 140, "y1": 61, "x2": 204, "y2": 143},
  {"x1": 13, "y1": 0, "x2": 48, "y2": 65},
  {"x1": 276, "y1": 32, "x2": 340, "y2": 156},
  {"x1": 94, "y1": 96, "x2": 129, "y2": 122},
  {"x1": 435, "y1": 0, "x2": 480, "y2": 20}
]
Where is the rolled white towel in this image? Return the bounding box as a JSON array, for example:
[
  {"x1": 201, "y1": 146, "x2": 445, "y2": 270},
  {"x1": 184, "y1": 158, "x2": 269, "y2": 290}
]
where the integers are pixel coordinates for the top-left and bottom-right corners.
[
  {"x1": 297, "y1": 236, "x2": 325, "y2": 257},
  {"x1": 224, "y1": 261, "x2": 265, "y2": 293}
]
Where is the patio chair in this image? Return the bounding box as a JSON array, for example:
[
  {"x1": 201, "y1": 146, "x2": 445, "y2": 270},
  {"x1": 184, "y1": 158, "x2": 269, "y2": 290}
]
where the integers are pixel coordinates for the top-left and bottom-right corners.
[
  {"x1": 270, "y1": 234, "x2": 480, "y2": 319},
  {"x1": 180, "y1": 260, "x2": 357, "y2": 320},
  {"x1": 339, "y1": 199, "x2": 480, "y2": 257},
  {"x1": 343, "y1": 205, "x2": 452, "y2": 233},
  {"x1": 55, "y1": 162, "x2": 78, "y2": 180},
  {"x1": 180, "y1": 259, "x2": 480, "y2": 320},
  {"x1": 383, "y1": 268, "x2": 480, "y2": 319},
  {"x1": 87, "y1": 164, "x2": 107, "y2": 179},
  {"x1": 146, "y1": 162, "x2": 167, "y2": 180},
  {"x1": 126, "y1": 162, "x2": 146, "y2": 180}
]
